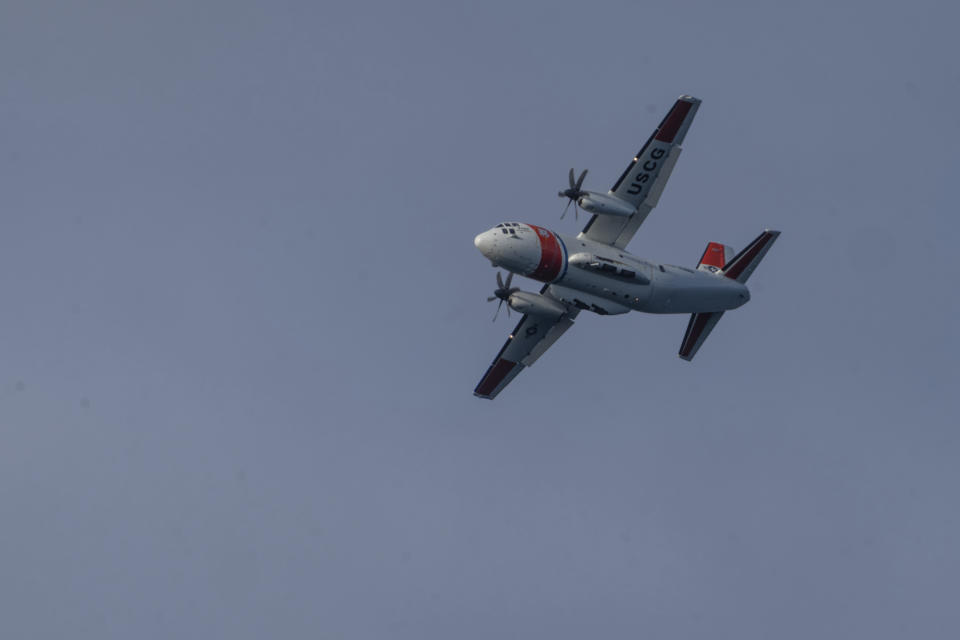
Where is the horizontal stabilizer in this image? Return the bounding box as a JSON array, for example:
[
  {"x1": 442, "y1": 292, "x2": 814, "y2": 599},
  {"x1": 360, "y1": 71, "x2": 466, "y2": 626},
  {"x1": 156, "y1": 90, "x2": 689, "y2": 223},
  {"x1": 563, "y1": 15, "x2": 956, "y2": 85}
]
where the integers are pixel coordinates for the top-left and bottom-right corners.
[
  {"x1": 722, "y1": 230, "x2": 781, "y2": 283},
  {"x1": 678, "y1": 311, "x2": 725, "y2": 361}
]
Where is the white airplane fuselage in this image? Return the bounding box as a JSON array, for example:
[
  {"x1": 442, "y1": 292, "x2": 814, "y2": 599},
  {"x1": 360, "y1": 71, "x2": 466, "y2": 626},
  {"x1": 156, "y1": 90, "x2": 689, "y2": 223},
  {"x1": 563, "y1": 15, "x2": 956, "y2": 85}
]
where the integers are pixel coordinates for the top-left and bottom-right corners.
[{"x1": 474, "y1": 222, "x2": 749, "y2": 316}]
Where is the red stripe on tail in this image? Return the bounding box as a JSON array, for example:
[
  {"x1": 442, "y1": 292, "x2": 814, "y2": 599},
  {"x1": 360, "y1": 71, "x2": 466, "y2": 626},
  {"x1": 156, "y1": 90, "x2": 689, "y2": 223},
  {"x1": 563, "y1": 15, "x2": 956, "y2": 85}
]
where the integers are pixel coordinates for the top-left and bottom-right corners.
[{"x1": 698, "y1": 242, "x2": 727, "y2": 269}]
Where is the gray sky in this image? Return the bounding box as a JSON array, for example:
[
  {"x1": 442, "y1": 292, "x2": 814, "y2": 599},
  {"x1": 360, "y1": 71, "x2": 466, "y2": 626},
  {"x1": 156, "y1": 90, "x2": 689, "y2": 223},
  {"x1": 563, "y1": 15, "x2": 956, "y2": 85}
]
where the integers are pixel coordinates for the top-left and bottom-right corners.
[{"x1": 1, "y1": 0, "x2": 958, "y2": 637}]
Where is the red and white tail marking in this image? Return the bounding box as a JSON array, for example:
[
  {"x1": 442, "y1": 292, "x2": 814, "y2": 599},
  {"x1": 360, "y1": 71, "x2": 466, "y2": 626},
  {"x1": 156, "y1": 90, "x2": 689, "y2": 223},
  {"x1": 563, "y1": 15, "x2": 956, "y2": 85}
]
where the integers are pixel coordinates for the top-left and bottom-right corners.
[{"x1": 697, "y1": 242, "x2": 734, "y2": 272}]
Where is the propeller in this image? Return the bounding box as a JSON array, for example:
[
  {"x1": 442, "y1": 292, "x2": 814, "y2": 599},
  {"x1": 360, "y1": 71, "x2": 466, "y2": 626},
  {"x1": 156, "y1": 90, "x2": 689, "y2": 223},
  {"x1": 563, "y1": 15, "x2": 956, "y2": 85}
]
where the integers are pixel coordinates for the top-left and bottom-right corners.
[
  {"x1": 486, "y1": 271, "x2": 519, "y2": 321},
  {"x1": 558, "y1": 168, "x2": 588, "y2": 220}
]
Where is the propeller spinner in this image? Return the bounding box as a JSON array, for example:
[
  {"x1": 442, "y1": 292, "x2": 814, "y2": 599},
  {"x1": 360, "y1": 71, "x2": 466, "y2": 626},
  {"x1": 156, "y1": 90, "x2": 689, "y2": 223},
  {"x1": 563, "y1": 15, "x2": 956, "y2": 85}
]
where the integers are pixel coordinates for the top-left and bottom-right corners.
[{"x1": 558, "y1": 168, "x2": 588, "y2": 220}]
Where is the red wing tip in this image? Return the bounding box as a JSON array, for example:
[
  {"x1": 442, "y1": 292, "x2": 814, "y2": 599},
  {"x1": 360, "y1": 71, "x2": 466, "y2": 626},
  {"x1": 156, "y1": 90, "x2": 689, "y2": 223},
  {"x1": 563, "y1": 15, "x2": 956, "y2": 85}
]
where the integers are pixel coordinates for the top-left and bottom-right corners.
[
  {"x1": 655, "y1": 99, "x2": 695, "y2": 143},
  {"x1": 473, "y1": 358, "x2": 518, "y2": 398}
]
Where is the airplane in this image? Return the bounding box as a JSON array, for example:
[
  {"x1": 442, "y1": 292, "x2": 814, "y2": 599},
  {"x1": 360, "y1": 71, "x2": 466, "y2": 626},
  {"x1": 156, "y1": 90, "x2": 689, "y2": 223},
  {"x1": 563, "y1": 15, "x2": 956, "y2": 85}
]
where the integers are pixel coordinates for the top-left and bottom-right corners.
[{"x1": 473, "y1": 94, "x2": 780, "y2": 399}]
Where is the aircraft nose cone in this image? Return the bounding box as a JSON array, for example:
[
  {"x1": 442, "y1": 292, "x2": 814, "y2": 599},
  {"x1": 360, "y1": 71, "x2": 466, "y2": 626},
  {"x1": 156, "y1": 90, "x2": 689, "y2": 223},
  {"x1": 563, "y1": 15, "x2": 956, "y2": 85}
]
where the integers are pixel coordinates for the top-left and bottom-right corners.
[{"x1": 474, "y1": 231, "x2": 495, "y2": 258}]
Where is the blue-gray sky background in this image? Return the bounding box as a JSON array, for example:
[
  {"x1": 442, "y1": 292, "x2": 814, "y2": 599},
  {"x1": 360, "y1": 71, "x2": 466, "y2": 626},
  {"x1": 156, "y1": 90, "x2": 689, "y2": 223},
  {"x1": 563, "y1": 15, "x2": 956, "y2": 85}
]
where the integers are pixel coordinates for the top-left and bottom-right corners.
[{"x1": 2, "y1": 1, "x2": 958, "y2": 637}]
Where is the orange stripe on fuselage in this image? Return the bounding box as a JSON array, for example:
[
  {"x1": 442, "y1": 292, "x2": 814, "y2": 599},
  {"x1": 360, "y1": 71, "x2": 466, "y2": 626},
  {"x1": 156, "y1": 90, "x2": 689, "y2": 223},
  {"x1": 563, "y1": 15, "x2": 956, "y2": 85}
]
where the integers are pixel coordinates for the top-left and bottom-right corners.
[{"x1": 527, "y1": 225, "x2": 563, "y2": 282}]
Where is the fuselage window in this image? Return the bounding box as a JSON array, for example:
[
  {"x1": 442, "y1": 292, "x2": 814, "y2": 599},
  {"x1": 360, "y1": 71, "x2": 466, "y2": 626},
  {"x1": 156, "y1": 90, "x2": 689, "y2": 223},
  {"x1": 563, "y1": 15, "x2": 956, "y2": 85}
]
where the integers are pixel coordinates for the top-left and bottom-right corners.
[{"x1": 501, "y1": 229, "x2": 508, "y2": 235}]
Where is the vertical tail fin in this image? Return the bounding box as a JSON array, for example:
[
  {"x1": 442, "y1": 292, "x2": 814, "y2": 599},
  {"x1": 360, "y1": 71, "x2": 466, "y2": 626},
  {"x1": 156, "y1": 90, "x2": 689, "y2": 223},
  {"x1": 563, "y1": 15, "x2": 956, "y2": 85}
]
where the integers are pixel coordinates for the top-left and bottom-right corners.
[{"x1": 697, "y1": 242, "x2": 734, "y2": 273}]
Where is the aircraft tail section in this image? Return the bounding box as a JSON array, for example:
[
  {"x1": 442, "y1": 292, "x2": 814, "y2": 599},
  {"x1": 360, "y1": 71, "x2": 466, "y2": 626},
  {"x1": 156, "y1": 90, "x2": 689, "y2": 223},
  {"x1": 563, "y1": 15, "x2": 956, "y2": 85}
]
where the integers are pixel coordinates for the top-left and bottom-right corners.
[{"x1": 680, "y1": 230, "x2": 780, "y2": 361}]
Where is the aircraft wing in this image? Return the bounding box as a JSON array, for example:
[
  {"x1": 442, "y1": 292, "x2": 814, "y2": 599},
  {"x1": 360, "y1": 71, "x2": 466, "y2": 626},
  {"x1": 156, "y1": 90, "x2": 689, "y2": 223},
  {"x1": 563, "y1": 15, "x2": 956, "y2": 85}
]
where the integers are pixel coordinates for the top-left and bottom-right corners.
[
  {"x1": 474, "y1": 286, "x2": 579, "y2": 399},
  {"x1": 579, "y1": 95, "x2": 701, "y2": 249}
]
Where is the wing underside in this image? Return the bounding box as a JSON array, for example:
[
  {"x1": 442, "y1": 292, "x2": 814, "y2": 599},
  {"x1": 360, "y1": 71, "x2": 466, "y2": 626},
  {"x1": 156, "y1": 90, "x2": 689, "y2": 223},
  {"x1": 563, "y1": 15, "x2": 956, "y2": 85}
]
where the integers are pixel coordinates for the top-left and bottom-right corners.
[
  {"x1": 579, "y1": 95, "x2": 700, "y2": 249},
  {"x1": 474, "y1": 286, "x2": 578, "y2": 399}
]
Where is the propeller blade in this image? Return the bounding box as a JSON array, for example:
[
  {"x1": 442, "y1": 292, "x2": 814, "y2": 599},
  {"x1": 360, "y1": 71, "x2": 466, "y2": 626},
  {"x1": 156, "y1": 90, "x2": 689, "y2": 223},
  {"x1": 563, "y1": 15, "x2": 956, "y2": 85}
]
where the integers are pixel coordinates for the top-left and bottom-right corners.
[
  {"x1": 505, "y1": 272, "x2": 513, "y2": 288},
  {"x1": 496, "y1": 271, "x2": 504, "y2": 289},
  {"x1": 487, "y1": 296, "x2": 497, "y2": 301},
  {"x1": 561, "y1": 198, "x2": 572, "y2": 219},
  {"x1": 568, "y1": 167, "x2": 575, "y2": 189},
  {"x1": 493, "y1": 299, "x2": 503, "y2": 321},
  {"x1": 575, "y1": 169, "x2": 588, "y2": 191}
]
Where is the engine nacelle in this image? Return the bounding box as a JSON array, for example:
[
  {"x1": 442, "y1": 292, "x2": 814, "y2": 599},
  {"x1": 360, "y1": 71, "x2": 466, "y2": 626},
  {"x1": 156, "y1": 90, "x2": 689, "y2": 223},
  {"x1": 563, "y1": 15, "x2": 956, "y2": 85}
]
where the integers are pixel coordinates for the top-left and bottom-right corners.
[
  {"x1": 507, "y1": 291, "x2": 568, "y2": 319},
  {"x1": 578, "y1": 192, "x2": 636, "y2": 218}
]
